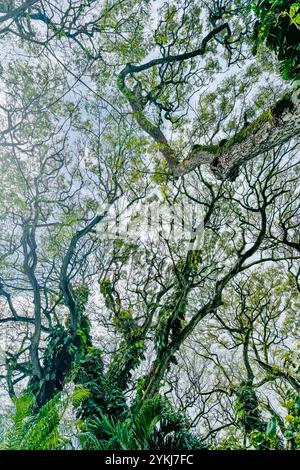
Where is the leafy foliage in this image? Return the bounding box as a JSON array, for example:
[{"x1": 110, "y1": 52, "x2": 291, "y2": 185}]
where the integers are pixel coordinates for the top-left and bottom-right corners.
[
  {"x1": 73, "y1": 346, "x2": 128, "y2": 420},
  {"x1": 282, "y1": 392, "x2": 300, "y2": 449},
  {"x1": 253, "y1": 1, "x2": 300, "y2": 81}
]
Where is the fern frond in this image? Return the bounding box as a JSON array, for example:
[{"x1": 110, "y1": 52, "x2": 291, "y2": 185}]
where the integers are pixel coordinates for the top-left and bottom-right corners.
[{"x1": 72, "y1": 387, "x2": 90, "y2": 408}]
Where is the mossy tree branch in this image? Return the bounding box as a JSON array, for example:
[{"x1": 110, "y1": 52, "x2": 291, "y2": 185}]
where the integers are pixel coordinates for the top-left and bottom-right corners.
[{"x1": 119, "y1": 56, "x2": 300, "y2": 181}]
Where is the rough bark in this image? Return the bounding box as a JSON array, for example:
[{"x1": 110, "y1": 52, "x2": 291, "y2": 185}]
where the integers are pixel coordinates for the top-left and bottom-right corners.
[
  {"x1": 179, "y1": 89, "x2": 300, "y2": 179},
  {"x1": 22, "y1": 225, "x2": 43, "y2": 380}
]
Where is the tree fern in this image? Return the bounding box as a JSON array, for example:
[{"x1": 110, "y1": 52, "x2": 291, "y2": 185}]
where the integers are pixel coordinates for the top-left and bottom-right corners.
[
  {"x1": 20, "y1": 394, "x2": 67, "y2": 450},
  {"x1": 0, "y1": 387, "x2": 90, "y2": 450}
]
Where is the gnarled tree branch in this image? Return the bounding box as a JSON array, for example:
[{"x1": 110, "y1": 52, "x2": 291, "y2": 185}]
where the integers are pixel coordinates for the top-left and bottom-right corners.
[{"x1": 118, "y1": 34, "x2": 300, "y2": 181}]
